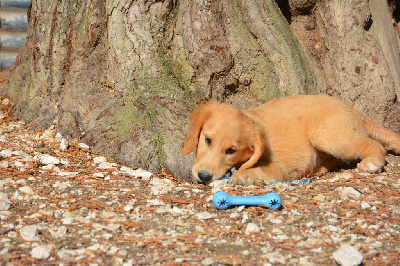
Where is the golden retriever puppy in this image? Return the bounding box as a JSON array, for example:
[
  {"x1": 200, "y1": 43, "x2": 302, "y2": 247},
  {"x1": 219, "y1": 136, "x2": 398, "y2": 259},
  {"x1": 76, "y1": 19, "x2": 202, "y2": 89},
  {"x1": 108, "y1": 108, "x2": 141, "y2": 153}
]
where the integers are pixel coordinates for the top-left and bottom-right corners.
[{"x1": 183, "y1": 95, "x2": 400, "y2": 185}]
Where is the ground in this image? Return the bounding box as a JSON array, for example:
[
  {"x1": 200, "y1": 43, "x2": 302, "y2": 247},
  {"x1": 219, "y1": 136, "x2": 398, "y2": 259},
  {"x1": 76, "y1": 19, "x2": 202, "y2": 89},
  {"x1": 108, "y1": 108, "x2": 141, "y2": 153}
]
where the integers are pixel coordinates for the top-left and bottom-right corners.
[{"x1": 0, "y1": 98, "x2": 399, "y2": 265}]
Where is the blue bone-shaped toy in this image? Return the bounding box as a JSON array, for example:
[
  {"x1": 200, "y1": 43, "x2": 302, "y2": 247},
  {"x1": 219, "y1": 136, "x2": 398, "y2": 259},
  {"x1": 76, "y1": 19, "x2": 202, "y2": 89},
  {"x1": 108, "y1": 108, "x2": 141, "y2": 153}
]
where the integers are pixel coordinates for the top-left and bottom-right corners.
[{"x1": 213, "y1": 191, "x2": 282, "y2": 210}]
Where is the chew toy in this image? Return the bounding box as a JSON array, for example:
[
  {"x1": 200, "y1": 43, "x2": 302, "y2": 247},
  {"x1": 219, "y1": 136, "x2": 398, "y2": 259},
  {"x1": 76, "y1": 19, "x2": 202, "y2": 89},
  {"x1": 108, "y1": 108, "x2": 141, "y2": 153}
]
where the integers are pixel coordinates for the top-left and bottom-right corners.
[{"x1": 213, "y1": 191, "x2": 282, "y2": 210}]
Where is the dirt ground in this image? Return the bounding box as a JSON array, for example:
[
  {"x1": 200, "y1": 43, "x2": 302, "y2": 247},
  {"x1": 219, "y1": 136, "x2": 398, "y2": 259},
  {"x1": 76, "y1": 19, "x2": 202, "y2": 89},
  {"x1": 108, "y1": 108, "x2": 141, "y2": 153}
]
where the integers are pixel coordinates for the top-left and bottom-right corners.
[{"x1": 0, "y1": 98, "x2": 399, "y2": 265}]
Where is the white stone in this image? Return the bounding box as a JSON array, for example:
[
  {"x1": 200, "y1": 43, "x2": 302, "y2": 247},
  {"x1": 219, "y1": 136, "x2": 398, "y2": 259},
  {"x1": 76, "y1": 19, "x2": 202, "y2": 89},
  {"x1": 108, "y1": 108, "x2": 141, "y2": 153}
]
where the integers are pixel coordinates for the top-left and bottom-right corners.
[
  {"x1": 97, "y1": 161, "x2": 116, "y2": 169},
  {"x1": 0, "y1": 193, "x2": 11, "y2": 211},
  {"x1": 32, "y1": 245, "x2": 52, "y2": 259},
  {"x1": 0, "y1": 149, "x2": 13, "y2": 158},
  {"x1": 78, "y1": 143, "x2": 90, "y2": 149},
  {"x1": 361, "y1": 201, "x2": 371, "y2": 209},
  {"x1": 195, "y1": 212, "x2": 217, "y2": 220},
  {"x1": 330, "y1": 172, "x2": 354, "y2": 182},
  {"x1": 269, "y1": 218, "x2": 283, "y2": 224},
  {"x1": 93, "y1": 156, "x2": 107, "y2": 164},
  {"x1": 335, "y1": 187, "x2": 362, "y2": 199},
  {"x1": 57, "y1": 172, "x2": 79, "y2": 177},
  {"x1": 60, "y1": 138, "x2": 69, "y2": 150},
  {"x1": 18, "y1": 186, "x2": 34, "y2": 195},
  {"x1": 49, "y1": 226, "x2": 68, "y2": 238},
  {"x1": 322, "y1": 225, "x2": 338, "y2": 232},
  {"x1": 20, "y1": 225, "x2": 39, "y2": 241},
  {"x1": 123, "y1": 204, "x2": 134, "y2": 212},
  {"x1": 332, "y1": 244, "x2": 363, "y2": 266},
  {"x1": 201, "y1": 258, "x2": 215, "y2": 266},
  {"x1": 149, "y1": 178, "x2": 173, "y2": 195},
  {"x1": 38, "y1": 154, "x2": 60, "y2": 165},
  {"x1": 121, "y1": 166, "x2": 153, "y2": 180},
  {"x1": 94, "y1": 173, "x2": 105, "y2": 178},
  {"x1": 245, "y1": 223, "x2": 261, "y2": 235}
]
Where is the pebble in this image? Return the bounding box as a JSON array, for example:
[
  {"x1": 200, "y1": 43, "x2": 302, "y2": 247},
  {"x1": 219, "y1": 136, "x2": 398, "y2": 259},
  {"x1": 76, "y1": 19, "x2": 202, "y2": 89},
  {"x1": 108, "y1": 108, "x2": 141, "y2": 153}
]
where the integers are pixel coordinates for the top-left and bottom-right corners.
[
  {"x1": 332, "y1": 244, "x2": 364, "y2": 266},
  {"x1": 201, "y1": 257, "x2": 215, "y2": 265},
  {"x1": 361, "y1": 201, "x2": 371, "y2": 209},
  {"x1": 93, "y1": 156, "x2": 107, "y2": 164},
  {"x1": 38, "y1": 154, "x2": 60, "y2": 165},
  {"x1": 97, "y1": 161, "x2": 116, "y2": 169},
  {"x1": 0, "y1": 193, "x2": 11, "y2": 211},
  {"x1": 149, "y1": 178, "x2": 173, "y2": 195},
  {"x1": 120, "y1": 166, "x2": 153, "y2": 180},
  {"x1": 20, "y1": 225, "x2": 39, "y2": 241},
  {"x1": 60, "y1": 138, "x2": 69, "y2": 150},
  {"x1": 78, "y1": 143, "x2": 90, "y2": 149},
  {"x1": 269, "y1": 218, "x2": 283, "y2": 224},
  {"x1": 18, "y1": 186, "x2": 34, "y2": 195},
  {"x1": 335, "y1": 187, "x2": 362, "y2": 199},
  {"x1": 31, "y1": 245, "x2": 53, "y2": 259},
  {"x1": 195, "y1": 212, "x2": 217, "y2": 220},
  {"x1": 245, "y1": 223, "x2": 261, "y2": 235}
]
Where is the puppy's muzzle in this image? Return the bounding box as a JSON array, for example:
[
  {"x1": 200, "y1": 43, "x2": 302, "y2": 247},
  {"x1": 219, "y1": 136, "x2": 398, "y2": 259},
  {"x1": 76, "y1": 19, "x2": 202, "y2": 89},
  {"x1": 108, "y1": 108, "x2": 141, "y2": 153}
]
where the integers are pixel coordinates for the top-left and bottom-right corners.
[{"x1": 197, "y1": 170, "x2": 213, "y2": 183}]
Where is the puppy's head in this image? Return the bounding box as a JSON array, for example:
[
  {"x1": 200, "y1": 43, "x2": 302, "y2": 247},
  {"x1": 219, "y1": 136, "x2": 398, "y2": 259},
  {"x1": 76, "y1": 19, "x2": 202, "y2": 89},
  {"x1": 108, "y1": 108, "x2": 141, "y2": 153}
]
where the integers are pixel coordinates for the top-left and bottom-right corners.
[{"x1": 183, "y1": 100, "x2": 265, "y2": 184}]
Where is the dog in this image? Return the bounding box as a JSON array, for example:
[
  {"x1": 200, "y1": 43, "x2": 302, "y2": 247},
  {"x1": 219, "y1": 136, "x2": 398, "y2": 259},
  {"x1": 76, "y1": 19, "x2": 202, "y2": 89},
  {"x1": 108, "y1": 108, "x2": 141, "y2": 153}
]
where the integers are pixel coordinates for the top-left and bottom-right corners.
[{"x1": 182, "y1": 95, "x2": 400, "y2": 185}]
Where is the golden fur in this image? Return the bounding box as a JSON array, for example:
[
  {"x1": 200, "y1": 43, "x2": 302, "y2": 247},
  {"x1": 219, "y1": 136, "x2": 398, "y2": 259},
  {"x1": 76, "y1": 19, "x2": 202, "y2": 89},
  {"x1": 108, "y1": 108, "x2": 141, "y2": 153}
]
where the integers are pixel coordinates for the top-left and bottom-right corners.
[{"x1": 183, "y1": 95, "x2": 400, "y2": 185}]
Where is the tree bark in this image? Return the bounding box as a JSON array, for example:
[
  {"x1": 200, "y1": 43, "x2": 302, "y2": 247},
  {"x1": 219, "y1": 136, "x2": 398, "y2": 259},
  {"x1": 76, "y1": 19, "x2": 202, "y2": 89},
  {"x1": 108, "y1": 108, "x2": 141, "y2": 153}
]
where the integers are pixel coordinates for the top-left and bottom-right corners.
[{"x1": 1, "y1": 0, "x2": 399, "y2": 180}]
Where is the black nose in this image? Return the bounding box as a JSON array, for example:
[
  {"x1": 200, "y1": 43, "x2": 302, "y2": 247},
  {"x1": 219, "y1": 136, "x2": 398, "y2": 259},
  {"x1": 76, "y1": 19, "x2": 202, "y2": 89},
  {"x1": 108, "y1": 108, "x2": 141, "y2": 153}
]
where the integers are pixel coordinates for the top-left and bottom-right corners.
[{"x1": 198, "y1": 171, "x2": 213, "y2": 183}]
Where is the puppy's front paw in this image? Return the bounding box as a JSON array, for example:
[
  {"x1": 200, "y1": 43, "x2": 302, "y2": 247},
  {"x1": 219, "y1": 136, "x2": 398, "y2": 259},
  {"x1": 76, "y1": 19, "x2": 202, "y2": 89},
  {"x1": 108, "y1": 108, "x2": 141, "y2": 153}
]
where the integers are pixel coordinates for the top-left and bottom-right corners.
[{"x1": 229, "y1": 171, "x2": 265, "y2": 186}]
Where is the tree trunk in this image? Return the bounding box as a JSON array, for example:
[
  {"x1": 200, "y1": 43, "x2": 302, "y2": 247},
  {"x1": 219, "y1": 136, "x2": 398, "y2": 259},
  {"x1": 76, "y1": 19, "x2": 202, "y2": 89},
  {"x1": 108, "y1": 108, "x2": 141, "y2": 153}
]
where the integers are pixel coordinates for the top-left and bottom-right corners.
[{"x1": 1, "y1": 0, "x2": 399, "y2": 180}]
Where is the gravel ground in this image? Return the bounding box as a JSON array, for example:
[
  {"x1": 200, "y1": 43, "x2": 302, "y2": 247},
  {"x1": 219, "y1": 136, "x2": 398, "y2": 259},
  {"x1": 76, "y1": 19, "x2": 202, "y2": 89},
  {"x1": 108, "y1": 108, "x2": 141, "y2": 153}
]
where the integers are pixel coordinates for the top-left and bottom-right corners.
[{"x1": 0, "y1": 99, "x2": 399, "y2": 265}]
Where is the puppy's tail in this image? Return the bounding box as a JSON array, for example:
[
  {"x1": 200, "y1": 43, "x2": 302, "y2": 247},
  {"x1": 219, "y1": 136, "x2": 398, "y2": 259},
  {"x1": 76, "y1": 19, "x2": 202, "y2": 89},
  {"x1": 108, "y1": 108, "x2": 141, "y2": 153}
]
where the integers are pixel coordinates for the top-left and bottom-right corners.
[{"x1": 364, "y1": 117, "x2": 400, "y2": 154}]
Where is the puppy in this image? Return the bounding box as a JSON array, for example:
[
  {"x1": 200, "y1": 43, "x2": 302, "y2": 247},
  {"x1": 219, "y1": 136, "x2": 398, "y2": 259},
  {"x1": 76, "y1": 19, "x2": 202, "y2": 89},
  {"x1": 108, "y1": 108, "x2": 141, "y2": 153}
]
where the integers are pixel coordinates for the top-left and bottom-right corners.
[{"x1": 183, "y1": 95, "x2": 400, "y2": 185}]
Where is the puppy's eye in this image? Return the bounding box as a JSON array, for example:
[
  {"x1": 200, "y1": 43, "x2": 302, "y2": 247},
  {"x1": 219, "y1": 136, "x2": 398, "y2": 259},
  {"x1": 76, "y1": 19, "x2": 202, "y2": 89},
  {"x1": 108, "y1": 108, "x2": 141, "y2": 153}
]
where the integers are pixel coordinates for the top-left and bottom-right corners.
[
  {"x1": 205, "y1": 137, "x2": 212, "y2": 146},
  {"x1": 225, "y1": 148, "x2": 236, "y2": 155}
]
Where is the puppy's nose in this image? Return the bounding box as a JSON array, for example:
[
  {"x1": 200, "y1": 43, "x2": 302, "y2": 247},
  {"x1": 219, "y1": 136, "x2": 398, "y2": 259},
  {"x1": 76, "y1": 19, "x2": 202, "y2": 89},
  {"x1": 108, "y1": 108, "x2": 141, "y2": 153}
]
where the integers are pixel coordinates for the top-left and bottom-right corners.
[{"x1": 198, "y1": 170, "x2": 213, "y2": 183}]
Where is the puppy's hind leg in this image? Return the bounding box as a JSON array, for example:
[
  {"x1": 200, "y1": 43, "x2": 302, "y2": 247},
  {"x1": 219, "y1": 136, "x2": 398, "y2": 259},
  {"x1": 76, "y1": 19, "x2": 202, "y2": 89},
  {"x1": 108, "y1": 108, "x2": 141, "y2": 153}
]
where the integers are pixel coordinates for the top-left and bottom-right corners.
[{"x1": 310, "y1": 115, "x2": 386, "y2": 174}]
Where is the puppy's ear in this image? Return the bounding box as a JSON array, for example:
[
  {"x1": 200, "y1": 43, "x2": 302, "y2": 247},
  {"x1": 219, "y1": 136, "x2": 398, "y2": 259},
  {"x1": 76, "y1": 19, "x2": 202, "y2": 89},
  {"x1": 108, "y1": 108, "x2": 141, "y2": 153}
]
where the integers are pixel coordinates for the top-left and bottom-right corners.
[
  {"x1": 182, "y1": 100, "x2": 215, "y2": 155},
  {"x1": 238, "y1": 125, "x2": 265, "y2": 171}
]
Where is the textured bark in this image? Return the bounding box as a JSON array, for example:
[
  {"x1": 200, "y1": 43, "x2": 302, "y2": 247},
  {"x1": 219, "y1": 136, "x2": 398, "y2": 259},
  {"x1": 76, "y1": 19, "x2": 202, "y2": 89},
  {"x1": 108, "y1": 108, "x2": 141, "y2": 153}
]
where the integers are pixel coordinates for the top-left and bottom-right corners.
[{"x1": 1, "y1": 0, "x2": 400, "y2": 180}]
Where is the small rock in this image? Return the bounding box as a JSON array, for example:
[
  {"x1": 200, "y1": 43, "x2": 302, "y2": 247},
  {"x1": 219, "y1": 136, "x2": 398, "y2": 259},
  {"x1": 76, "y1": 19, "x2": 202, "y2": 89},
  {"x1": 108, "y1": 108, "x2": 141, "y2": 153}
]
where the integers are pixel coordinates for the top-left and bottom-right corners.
[
  {"x1": 93, "y1": 172, "x2": 105, "y2": 178},
  {"x1": 330, "y1": 172, "x2": 354, "y2": 182},
  {"x1": 245, "y1": 223, "x2": 260, "y2": 235},
  {"x1": 93, "y1": 156, "x2": 107, "y2": 164},
  {"x1": 18, "y1": 186, "x2": 34, "y2": 195},
  {"x1": 0, "y1": 149, "x2": 13, "y2": 158},
  {"x1": 332, "y1": 244, "x2": 363, "y2": 266},
  {"x1": 57, "y1": 172, "x2": 79, "y2": 177},
  {"x1": 201, "y1": 257, "x2": 215, "y2": 266},
  {"x1": 322, "y1": 225, "x2": 338, "y2": 232},
  {"x1": 195, "y1": 212, "x2": 217, "y2": 220},
  {"x1": 269, "y1": 218, "x2": 283, "y2": 224},
  {"x1": 97, "y1": 161, "x2": 116, "y2": 170},
  {"x1": 31, "y1": 245, "x2": 52, "y2": 259},
  {"x1": 49, "y1": 226, "x2": 68, "y2": 238},
  {"x1": 210, "y1": 180, "x2": 228, "y2": 194},
  {"x1": 0, "y1": 111, "x2": 5, "y2": 120},
  {"x1": 123, "y1": 204, "x2": 134, "y2": 212},
  {"x1": 38, "y1": 154, "x2": 60, "y2": 165},
  {"x1": 120, "y1": 166, "x2": 153, "y2": 180},
  {"x1": 60, "y1": 138, "x2": 69, "y2": 150},
  {"x1": 335, "y1": 187, "x2": 362, "y2": 199},
  {"x1": 0, "y1": 161, "x2": 10, "y2": 168},
  {"x1": 0, "y1": 193, "x2": 11, "y2": 211},
  {"x1": 360, "y1": 201, "x2": 371, "y2": 209},
  {"x1": 149, "y1": 178, "x2": 173, "y2": 195},
  {"x1": 20, "y1": 225, "x2": 39, "y2": 241},
  {"x1": 78, "y1": 143, "x2": 90, "y2": 149}
]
